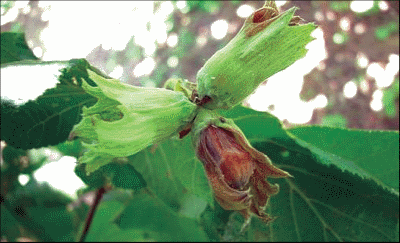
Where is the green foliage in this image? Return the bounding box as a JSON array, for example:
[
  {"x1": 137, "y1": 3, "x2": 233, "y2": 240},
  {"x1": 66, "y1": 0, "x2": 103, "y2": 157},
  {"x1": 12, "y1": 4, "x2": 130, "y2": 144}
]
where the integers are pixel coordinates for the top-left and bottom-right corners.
[
  {"x1": 321, "y1": 114, "x2": 348, "y2": 128},
  {"x1": 128, "y1": 135, "x2": 213, "y2": 210},
  {"x1": 82, "y1": 200, "x2": 147, "y2": 242},
  {"x1": 176, "y1": 29, "x2": 195, "y2": 58},
  {"x1": 1, "y1": 204, "x2": 21, "y2": 242},
  {"x1": 74, "y1": 162, "x2": 146, "y2": 191},
  {"x1": 3, "y1": 178, "x2": 74, "y2": 242},
  {"x1": 375, "y1": 22, "x2": 399, "y2": 41},
  {"x1": 1, "y1": 32, "x2": 38, "y2": 64},
  {"x1": 186, "y1": 1, "x2": 221, "y2": 13},
  {"x1": 116, "y1": 191, "x2": 209, "y2": 241},
  {"x1": 288, "y1": 126, "x2": 399, "y2": 195},
  {"x1": 353, "y1": 1, "x2": 380, "y2": 16},
  {"x1": 124, "y1": 37, "x2": 144, "y2": 63},
  {"x1": 55, "y1": 139, "x2": 84, "y2": 159},
  {"x1": 329, "y1": 1, "x2": 350, "y2": 12},
  {"x1": 0, "y1": 59, "x2": 98, "y2": 149},
  {"x1": 255, "y1": 140, "x2": 399, "y2": 242},
  {"x1": 382, "y1": 78, "x2": 399, "y2": 118}
]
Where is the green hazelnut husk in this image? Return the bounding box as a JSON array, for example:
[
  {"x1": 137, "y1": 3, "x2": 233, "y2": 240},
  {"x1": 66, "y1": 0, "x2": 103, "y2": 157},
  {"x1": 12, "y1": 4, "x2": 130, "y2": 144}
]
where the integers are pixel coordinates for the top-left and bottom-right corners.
[
  {"x1": 196, "y1": 2, "x2": 317, "y2": 110},
  {"x1": 72, "y1": 70, "x2": 198, "y2": 173}
]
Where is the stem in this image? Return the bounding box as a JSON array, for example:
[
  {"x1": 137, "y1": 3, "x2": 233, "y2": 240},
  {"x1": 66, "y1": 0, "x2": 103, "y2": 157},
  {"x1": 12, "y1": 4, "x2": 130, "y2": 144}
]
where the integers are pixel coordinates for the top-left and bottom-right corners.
[{"x1": 79, "y1": 187, "x2": 106, "y2": 242}]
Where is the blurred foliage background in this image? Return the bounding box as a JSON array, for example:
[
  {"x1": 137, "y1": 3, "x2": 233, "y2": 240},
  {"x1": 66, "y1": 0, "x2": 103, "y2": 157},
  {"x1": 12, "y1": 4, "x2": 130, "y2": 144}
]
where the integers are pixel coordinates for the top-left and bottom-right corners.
[{"x1": 1, "y1": 0, "x2": 398, "y2": 130}]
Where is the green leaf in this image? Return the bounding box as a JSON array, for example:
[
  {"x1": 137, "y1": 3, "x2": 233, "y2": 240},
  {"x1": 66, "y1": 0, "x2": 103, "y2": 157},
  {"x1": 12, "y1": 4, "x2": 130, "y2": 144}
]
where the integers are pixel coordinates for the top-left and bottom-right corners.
[
  {"x1": 74, "y1": 162, "x2": 146, "y2": 190},
  {"x1": 128, "y1": 135, "x2": 214, "y2": 211},
  {"x1": 1, "y1": 32, "x2": 38, "y2": 64},
  {"x1": 5, "y1": 178, "x2": 74, "y2": 242},
  {"x1": 1, "y1": 59, "x2": 98, "y2": 149},
  {"x1": 74, "y1": 163, "x2": 106, "y2": 189},
  {"x1": 219, "y1": 105, "x2": 290, "y2": 141},
  {"x1": 288, "y1": 126, "x2": 399, "y2": 195},
  {"x1": 106, "y1": 163, "x2": 147, "y2": 190},
  {"x1": 252, "y1": 141, "x2": 399, "y2": 242},
  {"x1": 117, "y1": 191, "x2": 209, "y2": 241},
  {"x1": 178, "y1": 193, "x2": 209, "y2": 220},
  {"x1": 1, "y1": 204, "x2": 22, "y2": 241},
  {"x1": 83, "y1": 200, "x2": 147, "y2": 242},
  {"x1": 55, "y1": 139, "x2": 84, "y2": 159}
]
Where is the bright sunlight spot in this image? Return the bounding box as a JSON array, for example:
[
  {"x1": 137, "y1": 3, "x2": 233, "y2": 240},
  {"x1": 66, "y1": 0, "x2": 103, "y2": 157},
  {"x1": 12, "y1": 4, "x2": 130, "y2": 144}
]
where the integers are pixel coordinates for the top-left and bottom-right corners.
[
  {"x1": 167, "y1": 33, "x2": 178, "y2": 47},
  {"x1": 372, "y1": 55, "x2": 399, "y2": 88},
  {"x1": 370, "y1": 89, "x2": 384, "y2": 111},
  {"x1": 109, "y1": 65, "x2": 124, "y2": 79},
  {"x1": 167, "y1": 56, "x2": 179, "y2": 68},
  {"x1": 275, "y1": 1, "x2": 287, "y2": 8},
  {"x1": 18, "y1": 174, "x2": 30, "y2": 186},
  {"x1": 378, "y1": 1, "x2": 389, "y2": 11},
  {"x1": 33, "y1": 47, "x2": 43, "y2": 58},
  {"x1": 33, "y1": 156, "x2": 86, "y2": 199},
  {"x1": 133, "y1": 57, "x2": 156, "y2": 77},
  {"x1": 176, "y1": 1, "x2": 190, "y2": 14},
  {"x1": 356, "y1": 52, "x2": 369, "y2": 68},
  {"x1": 339, "y1": 17, "x2": 350, "y2": 31},
  {"x1": 176, "y1": 1, "x2": 187, "y2": 10},
  {"x1": 313, "y1": 94, "x2": 328, "y2": 109},
  {"x1": 385, "y1": 54, "x2": 400, "y2": 81},
  {"x1": 372, "y1": 89, "x2": 384, "y2": 101},
  {"x1": 155, "y1": 1, "x2": 174, "y2": 17},
  {"x1": 22, "y1": 4, "x2": 31, "y2": 14},
  {"x1": 236, "y1": 4, "x2": 255, "y2": 18},
  {"x1": 211, "y1": 19, "x2": 229, "y2": 40},
  {"x1": 350, "y1": 1, "x2": 374, "y2": 13},
  {"x1": 1, "y1": 63, "x2": 65, "y2": 105},
  {"x1": 343, "y1": 81, "x2": 358, "y2": 98},
  {"x1": 314, "y1": 11, "x2": 324, "y2": 21},
  {"x1": 38, "y1": 2, "x2": 155, "y2": 60},
  {"x1": 196, "y1": 36, "x2": 208, "y2": 47},
  {"x1": 367, "y1": 62, "x2": 384, "y2": 82},
  {"x1": 370, "y1": 99, "x2": 383, "y2": 111},
  {"x1": 333, "y1": 33, "x2": 345, "y2": 44},
  {"x1": 1, "y1": 1, "x2": 28, "y2": 24}
]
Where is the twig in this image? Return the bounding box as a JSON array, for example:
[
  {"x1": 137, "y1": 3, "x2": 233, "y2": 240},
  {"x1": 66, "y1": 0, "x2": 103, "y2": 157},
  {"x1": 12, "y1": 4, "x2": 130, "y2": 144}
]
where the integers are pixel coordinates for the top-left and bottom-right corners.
[{"x1": 79, "y1": 187, "x2": 106, "y2": 242}]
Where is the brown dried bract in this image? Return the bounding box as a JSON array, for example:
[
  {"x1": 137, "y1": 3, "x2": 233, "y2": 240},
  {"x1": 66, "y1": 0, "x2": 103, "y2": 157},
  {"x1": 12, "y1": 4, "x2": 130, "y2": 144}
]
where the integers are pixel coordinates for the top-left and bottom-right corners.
[
  {"x1": 191, "y1": 90, "x2": 212, "y2": 107},
  {"x1": 245, "y1": 1, "x2": 304, "y2": 37},
  {"x1": 196, "y1": 124, "x2": 291, "y2": 223}
]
